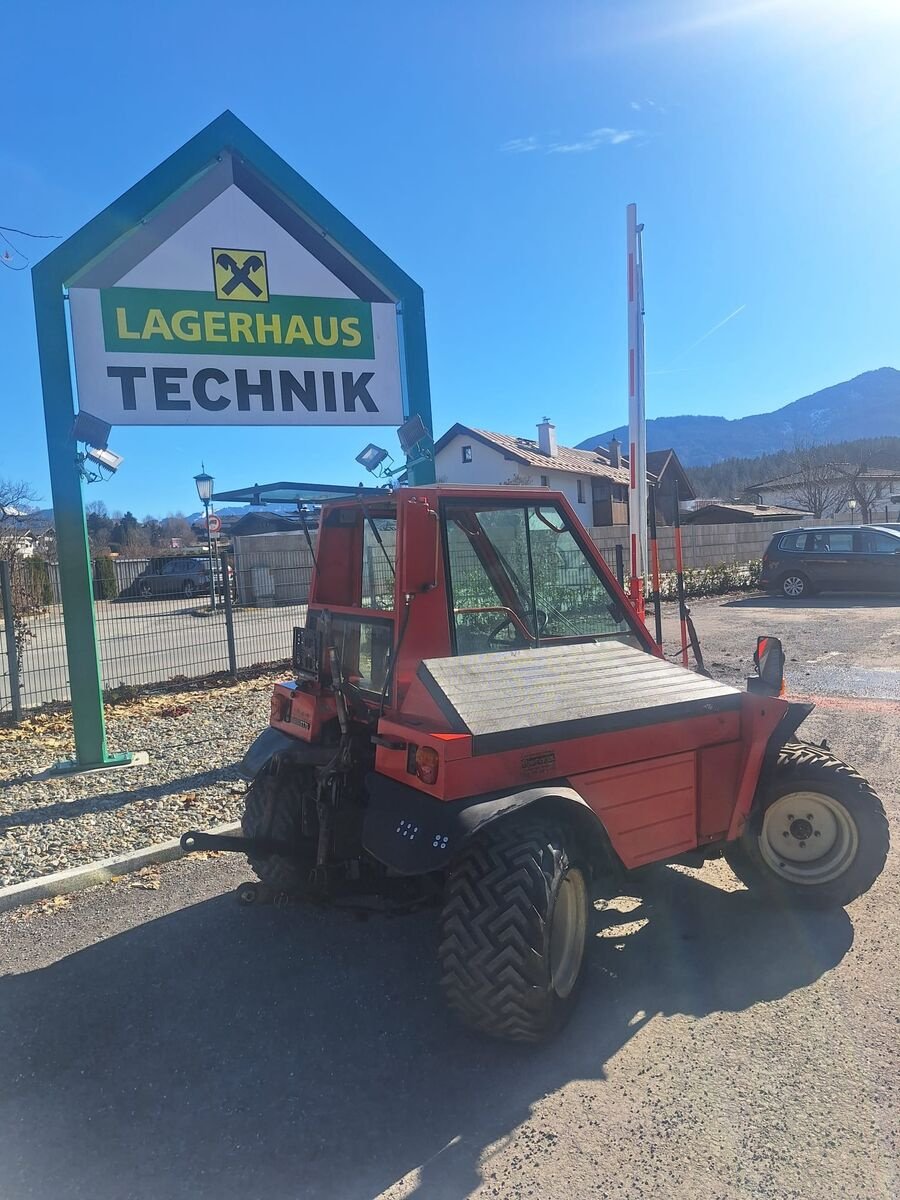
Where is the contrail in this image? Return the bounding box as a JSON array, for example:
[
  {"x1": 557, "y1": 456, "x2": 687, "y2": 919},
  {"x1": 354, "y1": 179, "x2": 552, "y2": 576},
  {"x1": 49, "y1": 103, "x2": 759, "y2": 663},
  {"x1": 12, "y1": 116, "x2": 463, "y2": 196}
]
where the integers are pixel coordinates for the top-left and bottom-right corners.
[{"x1": 671, "y1": 304, "x2": 746, "y2": 362}]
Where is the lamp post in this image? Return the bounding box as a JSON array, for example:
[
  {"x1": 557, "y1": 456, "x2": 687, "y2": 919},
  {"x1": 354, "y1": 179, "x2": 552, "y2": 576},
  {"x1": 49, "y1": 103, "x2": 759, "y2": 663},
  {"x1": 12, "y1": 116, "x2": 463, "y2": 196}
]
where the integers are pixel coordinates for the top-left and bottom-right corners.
[
  {"x1": 848, "y1": 498, "x2": 858, "y2": 525},
  {"x1": 194, "y1": 466, "x2": 216, "y2": 610}
]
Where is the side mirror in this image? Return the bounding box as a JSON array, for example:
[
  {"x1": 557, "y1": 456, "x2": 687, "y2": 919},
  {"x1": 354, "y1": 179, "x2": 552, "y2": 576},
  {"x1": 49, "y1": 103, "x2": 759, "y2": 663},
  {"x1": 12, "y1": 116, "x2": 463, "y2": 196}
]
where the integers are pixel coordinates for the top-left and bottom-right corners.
[
  {"x1": 748, "y1": 635, "x2": 785, "y2": 696},
  {"x1": 398, "y1": 497, "x2": 440, "y2": 596}
]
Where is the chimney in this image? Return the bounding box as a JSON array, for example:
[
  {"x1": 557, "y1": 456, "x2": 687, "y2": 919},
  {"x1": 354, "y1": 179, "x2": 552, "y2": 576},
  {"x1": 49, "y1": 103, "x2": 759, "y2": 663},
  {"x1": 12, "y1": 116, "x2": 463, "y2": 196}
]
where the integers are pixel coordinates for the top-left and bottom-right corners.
[
  {"x1": 537, "y1": 417, "x2": 558, "y2": 458},
  {"x1": 608, "y1": 436, "x2": 621, "y2": 469}
]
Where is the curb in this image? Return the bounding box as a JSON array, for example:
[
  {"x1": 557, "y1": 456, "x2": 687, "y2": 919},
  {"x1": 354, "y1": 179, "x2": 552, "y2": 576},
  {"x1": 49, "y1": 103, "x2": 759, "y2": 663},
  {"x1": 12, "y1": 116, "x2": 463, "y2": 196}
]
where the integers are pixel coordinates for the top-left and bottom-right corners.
[{"x1": 0, "y1": 821, "x2": 241, "y2": 914}]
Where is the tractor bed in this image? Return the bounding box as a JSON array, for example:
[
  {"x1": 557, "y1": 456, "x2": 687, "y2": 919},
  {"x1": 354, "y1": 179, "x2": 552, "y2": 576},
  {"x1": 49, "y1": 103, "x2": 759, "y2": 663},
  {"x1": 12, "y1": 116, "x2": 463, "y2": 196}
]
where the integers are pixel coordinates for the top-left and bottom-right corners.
[{"x1": 417, "y1": 640, "x2": 741, "y2": 754}]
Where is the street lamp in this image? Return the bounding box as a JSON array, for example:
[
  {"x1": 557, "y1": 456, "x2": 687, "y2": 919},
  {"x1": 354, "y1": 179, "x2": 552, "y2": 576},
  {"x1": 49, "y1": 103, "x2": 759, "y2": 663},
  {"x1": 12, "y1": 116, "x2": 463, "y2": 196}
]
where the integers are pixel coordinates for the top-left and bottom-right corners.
[
  {"x1": 848, "y1": 498, "x2": 858, "y2": 525},
  {"x1": 194, "y1": 465, "x2": 216, "y2": 610}
]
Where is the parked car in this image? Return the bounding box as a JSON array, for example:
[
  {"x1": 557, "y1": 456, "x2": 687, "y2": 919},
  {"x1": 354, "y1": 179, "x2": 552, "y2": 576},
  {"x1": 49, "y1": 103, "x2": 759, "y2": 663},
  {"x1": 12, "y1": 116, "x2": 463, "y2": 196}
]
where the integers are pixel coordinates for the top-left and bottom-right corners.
[
  {"x1": 761, "y1": 525, "x2": 900, "y2": 599},
  {"x1": 123, "y1": 556, "x2": 233, "y2": 600}
]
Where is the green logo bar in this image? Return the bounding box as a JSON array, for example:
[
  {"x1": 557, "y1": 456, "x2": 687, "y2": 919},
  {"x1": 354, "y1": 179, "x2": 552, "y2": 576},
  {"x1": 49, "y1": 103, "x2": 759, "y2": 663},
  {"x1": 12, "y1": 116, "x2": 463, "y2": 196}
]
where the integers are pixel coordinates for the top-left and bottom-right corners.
[{"x1": 101, "y1": 287, "x2": 375, "y2": 358}]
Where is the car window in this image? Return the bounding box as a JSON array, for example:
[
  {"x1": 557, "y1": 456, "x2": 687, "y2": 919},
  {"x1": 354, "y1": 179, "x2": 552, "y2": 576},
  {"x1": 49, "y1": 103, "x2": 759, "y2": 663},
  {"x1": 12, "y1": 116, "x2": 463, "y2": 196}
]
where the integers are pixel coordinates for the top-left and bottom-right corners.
[
  {"x1": 808, "y1": 531, "x2": 853, "y2": 553},
  {"x1": 778, "y1": 532, "x2": 807, "y2": 552},
  {"x1": 860, "y1": 531, "x2": 900, "y2": 554}
]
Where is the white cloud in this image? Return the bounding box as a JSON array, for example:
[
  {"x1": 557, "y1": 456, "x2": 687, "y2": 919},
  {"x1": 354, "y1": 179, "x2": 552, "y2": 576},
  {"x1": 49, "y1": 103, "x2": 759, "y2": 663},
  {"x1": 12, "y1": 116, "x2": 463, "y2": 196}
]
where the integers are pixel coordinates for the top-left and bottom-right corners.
[
  {"x1": 500, "y1": 136, "x2": 540, "y2": 154},
  {"x1": 548, "y1": 127, "x2": 641, "y2": 153}
]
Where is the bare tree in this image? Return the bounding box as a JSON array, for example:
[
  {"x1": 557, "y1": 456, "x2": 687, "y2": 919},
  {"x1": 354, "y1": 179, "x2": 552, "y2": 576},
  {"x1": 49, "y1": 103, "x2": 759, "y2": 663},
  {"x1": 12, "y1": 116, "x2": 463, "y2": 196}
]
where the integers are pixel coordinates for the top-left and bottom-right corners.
[
  {"x1": 783, "y1": 448, "x2": 850, "y2": 518},
  {"x1": 842, "y1": 464, "x2": 888, "y2": 523},
  {"x1": 0, "y1": 478, "x2": 40, "y2": 562}
]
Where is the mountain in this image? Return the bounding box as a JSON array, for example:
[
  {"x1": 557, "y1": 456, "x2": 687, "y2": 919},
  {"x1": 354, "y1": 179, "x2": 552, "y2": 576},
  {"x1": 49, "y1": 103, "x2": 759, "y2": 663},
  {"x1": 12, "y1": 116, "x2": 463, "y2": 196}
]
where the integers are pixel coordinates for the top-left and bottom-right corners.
[{"x1": 577, "y1": 368, "x2": 900, "y2": 466}]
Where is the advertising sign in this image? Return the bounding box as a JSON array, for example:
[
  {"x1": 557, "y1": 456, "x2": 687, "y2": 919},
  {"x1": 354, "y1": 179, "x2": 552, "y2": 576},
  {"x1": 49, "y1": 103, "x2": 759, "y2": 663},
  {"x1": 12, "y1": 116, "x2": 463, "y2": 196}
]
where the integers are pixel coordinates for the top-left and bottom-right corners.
[{"x1": 69, "y1": 181, "x2": 403, "y2": 427}]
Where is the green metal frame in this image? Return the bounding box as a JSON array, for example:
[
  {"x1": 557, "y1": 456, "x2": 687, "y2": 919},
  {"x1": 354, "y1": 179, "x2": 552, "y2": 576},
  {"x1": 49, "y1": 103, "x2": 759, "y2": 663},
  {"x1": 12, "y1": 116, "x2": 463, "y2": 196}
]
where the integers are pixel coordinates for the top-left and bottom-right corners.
[{"x1": 31, "y1": 110, "x2": 434, "y2": 768}]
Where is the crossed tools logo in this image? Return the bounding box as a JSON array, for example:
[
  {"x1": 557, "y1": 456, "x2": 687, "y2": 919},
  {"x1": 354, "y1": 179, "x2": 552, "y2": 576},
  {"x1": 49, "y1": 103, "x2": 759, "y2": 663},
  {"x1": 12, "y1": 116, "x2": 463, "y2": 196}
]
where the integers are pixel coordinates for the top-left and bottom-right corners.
[{"x1": 211, "y1": 248, "x2": 269, "y2": 302}]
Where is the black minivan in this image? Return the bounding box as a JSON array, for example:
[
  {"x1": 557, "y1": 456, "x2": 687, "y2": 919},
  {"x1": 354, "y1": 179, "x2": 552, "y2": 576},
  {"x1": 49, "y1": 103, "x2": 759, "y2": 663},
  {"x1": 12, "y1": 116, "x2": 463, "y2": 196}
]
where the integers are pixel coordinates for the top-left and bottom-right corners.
[{"x1": 761, "y1": 525, "x2": 900, "y2": 599}]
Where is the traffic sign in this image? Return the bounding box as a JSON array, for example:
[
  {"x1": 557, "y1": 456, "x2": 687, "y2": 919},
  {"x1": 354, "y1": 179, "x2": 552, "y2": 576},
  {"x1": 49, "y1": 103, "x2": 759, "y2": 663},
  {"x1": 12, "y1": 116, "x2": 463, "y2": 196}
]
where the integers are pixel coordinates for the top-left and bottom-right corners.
[{"x1": 206, "y1": 514, "x2": 222, "y2": 535}]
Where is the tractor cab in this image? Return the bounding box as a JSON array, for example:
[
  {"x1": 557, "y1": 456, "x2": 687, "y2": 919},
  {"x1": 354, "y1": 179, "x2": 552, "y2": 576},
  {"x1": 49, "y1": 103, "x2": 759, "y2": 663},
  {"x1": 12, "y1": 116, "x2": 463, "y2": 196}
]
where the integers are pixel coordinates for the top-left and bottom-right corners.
[{"x1": 266, "y1": 486, "x2": 655, "y2": 754}]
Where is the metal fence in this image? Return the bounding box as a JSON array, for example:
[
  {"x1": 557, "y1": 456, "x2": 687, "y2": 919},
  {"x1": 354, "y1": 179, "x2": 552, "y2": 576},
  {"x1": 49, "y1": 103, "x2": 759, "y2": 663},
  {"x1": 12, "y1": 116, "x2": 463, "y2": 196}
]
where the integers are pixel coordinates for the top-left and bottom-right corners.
[{"x1": 0, "y1": 550, "x2": 314, "y2": 721}]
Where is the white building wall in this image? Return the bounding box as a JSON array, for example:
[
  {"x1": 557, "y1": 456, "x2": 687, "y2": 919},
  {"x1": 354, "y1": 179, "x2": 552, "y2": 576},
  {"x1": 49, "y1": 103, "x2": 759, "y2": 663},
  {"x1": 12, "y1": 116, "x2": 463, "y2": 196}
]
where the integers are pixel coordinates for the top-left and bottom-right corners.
[{"x1": 435, "y1": 434, "x2": 595, "y2": 527}]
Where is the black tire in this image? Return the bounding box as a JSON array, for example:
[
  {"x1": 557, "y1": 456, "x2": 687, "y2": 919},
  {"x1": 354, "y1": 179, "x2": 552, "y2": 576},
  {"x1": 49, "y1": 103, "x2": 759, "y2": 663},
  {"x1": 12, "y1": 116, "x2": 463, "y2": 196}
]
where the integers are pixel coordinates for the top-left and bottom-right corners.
[
  {"x1": 240, "y1": 762, "x2": 315, "y2": 893},
  {"x1": 724, "y1": 742, "x2": 889, "y2": 908},
  {"x1": 183, "y1": 580, "x2": 196, "y2": 598},
  {"x1": 438, "y1": 818, "x2": 590, "y2": 1042},
  {"x1": 779, "y1": 571, "x2": 813, "y2": 600}
]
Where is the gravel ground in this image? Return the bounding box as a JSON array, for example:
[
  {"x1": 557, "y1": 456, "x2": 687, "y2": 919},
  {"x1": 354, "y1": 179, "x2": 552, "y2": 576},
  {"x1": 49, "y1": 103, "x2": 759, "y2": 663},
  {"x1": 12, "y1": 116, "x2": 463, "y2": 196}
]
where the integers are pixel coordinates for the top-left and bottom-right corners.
[
  {"x1": 0, "y1": 593, "x2": 897, "y2": 1199},
  {"x1": 0, "y1": 676, "x2": 279, "y2": 887}
]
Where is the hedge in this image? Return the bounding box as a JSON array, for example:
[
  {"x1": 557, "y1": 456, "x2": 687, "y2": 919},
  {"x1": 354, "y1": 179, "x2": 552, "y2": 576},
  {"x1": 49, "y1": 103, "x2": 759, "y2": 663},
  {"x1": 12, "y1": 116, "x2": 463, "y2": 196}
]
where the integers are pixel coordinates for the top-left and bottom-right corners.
[{"x1": 93, "y1": 555, "x2": 119, "y2": 600}]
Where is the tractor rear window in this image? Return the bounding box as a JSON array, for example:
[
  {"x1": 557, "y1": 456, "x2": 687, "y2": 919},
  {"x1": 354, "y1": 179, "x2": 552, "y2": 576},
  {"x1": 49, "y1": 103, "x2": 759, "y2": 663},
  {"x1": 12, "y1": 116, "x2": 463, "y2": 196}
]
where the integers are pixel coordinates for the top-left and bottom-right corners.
[
  {"x1": 361, "y1": 516, "x2": 396, "y2": 610},
  {"x1": 442, "y1": 500, "x2": 633, "y2": 654}
]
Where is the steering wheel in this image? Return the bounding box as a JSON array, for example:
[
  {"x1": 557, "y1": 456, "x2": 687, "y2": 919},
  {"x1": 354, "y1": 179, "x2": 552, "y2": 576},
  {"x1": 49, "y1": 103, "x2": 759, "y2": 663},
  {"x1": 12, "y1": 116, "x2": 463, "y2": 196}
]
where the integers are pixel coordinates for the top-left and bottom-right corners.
[
  {"x1": 487, "y1": 615, "x2": 522, "y2": 647},
  {"x1": 486, "y1": 608, "x2": 548, "y2": 647}
]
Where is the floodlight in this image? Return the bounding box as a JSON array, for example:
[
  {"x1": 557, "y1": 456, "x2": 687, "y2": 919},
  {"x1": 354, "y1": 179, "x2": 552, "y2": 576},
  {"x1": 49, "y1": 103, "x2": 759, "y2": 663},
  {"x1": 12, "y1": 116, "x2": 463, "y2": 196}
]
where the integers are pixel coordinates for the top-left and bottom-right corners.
[
  {"x1": 72, "y1": 409, "x2": 111, "y2": 449},
  {"x1": 85, "y1": 446, "x2": 123, "y2": 473},
  {"x1": 397, "y1": 414, "x2": 429, "y2": 455},
  {"x1": 355, "y1": 444, "x2": 390, "y2": 473}
]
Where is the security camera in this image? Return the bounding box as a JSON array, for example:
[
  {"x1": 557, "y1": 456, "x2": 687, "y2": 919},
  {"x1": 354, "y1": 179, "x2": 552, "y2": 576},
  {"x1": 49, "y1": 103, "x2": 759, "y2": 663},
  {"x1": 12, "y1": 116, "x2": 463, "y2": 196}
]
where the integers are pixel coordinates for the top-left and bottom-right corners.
[{"x1": 85, "y1": 446, "x2": 124, "y2": 473}]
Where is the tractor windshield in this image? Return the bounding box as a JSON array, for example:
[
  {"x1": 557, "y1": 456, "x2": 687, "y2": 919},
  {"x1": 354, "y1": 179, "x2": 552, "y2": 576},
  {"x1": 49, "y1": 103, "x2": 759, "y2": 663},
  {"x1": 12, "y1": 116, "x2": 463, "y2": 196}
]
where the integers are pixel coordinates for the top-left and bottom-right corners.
[{"x1": 443, "y1": 500, "x2": 636, "y2": 655}]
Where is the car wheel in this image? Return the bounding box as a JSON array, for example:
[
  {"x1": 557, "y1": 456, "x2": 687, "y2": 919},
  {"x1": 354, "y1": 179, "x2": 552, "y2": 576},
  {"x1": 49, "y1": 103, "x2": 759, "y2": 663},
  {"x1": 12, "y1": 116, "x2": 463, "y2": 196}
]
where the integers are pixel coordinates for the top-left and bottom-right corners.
[
  {"x1": 780, "y1": 572, "x2": 811, "y2": 599},
  {"x1": 183, "y1": 580, "x2": 196, "y2": 598},
  {"x1": 139, "y1": 581, "x2": 153, "y2": 598}
]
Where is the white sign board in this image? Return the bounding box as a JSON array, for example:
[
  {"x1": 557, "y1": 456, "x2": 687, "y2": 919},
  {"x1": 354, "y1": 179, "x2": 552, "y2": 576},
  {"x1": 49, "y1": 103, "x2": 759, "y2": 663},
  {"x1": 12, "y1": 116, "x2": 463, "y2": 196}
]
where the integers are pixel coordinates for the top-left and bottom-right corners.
[{"x1": 69, "y1": 184, "x2": 403, "y2": 426}]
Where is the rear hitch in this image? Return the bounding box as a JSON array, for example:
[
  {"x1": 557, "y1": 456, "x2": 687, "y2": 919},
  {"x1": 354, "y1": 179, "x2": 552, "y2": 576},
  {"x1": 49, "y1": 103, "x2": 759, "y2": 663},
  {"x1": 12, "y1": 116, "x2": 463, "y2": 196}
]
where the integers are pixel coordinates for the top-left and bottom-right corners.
[{"x1": 180, "y1": 830, "x2": 293, "y2": 858}]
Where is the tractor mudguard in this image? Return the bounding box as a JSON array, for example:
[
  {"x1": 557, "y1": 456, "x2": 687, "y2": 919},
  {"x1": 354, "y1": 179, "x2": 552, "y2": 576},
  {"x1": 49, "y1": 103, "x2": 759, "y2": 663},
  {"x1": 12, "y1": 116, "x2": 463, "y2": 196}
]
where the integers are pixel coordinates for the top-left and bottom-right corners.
[
  {"x1": 239, "y1": 727, "x2": 335, "y2": 780},
  {"x1": 763, "y1": 700, "x2": 815, "y2": 772},
  {"x1": 362, "y1": 772, "x2": 620, "y2": 878}
]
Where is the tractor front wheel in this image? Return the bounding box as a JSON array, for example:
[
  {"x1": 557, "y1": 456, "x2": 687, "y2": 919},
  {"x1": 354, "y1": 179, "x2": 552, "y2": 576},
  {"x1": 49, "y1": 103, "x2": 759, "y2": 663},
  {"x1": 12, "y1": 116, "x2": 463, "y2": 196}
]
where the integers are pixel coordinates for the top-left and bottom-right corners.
[
  {"x1": 439, "y1": 818, "x2": 590, "y2": 1041},
  {"x1": 724, "y1": 742, "x2": 889, "y2": 908}
]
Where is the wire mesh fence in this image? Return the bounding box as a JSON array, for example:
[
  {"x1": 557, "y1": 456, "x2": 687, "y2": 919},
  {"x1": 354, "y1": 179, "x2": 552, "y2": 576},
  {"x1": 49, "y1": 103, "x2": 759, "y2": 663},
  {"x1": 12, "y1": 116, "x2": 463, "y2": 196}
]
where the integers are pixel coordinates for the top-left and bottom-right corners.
[{"x1": 0, "y1": 548, "x2": 315, "y2": 720}]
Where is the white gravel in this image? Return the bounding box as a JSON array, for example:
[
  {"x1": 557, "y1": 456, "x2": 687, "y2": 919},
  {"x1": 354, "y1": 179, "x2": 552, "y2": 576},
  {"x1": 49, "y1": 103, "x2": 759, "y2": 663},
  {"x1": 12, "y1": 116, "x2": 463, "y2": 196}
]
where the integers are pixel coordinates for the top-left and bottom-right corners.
[{"x1": 0, "y1": 675, "x2": 280, "y2": 888}]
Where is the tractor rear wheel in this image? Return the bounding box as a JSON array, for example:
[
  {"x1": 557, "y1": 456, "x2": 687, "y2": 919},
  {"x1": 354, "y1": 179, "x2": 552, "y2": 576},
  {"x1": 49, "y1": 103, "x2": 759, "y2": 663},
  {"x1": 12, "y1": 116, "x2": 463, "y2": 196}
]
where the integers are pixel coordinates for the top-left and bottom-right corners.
[
  {"x1": 240, "y1": 761, "x2": 315, "y2": 894},
  {"x1": 724, "y1": 741, "x2": 889, "y2": 907},
  {"x1": 438, "y1": 818, "x2": 590, "y2": 1041}
]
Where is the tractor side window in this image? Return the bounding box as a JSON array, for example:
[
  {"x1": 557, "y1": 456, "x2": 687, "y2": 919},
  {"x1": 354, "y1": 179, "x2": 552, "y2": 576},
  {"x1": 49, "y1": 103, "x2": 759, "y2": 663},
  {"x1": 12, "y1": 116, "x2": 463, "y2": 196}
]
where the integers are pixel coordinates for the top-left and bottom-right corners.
[
  {"x1": 361, "y1": 516, "x2": 396, "y2": 610},
  {"x1": 331, "y1": 616, "x2": 393, "y2": 696},
  {"x1": 445, "y1": 507, "x2": 536, "y2": 654},
  {"x1": 528, "y1": 508, "x2": 631, "y2": 639}
]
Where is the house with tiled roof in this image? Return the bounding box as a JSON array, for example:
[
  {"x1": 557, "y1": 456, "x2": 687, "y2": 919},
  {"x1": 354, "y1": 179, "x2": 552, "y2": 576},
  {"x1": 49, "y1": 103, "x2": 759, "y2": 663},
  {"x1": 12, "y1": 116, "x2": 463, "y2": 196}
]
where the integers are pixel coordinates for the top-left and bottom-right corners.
[{"x1": 434, "y1": 421, "x2": 695, "y2": 527}]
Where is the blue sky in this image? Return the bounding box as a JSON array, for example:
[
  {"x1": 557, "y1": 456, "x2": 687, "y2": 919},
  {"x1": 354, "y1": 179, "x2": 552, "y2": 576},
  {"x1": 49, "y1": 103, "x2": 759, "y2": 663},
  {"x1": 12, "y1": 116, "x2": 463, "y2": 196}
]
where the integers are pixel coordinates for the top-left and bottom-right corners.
[{"x1": 3, "y1": 0, "x2": 899, "y2": 516}]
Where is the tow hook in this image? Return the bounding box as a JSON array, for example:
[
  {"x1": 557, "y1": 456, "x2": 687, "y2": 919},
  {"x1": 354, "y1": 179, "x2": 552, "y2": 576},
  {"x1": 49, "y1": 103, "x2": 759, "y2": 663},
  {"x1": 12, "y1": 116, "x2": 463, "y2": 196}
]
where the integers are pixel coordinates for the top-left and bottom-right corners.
[{"x1": 180, "y1": 830, "x2": 292, "y2": 857}]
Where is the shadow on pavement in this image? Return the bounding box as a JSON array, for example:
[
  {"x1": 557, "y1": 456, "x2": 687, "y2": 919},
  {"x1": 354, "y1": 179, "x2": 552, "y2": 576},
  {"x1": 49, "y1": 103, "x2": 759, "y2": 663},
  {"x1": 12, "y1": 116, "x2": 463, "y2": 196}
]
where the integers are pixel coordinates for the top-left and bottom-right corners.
[
  {"x1": 722, "y1": 593, "x2": 898, "y2": 609},
  {"x1": 0, "y1": 866, "x2": 853, "y2": 1200}
]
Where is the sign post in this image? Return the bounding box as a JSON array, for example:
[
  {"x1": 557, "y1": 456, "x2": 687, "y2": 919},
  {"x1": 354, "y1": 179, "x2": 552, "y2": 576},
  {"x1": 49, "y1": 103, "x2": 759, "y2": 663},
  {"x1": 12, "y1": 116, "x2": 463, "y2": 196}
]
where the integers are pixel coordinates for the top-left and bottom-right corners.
[
  {"x1": 33, "y1": 111, "x2": 434, "y2": 769},
  {"x1": 626, "y1": 202, "x2": 648, "y2": 623}
]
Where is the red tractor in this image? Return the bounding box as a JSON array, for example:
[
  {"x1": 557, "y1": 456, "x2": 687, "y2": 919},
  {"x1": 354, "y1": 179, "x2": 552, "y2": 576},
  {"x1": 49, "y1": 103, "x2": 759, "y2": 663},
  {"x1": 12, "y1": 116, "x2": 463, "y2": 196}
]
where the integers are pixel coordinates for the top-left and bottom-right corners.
[{"x1": 183, "y1": 486, "x2": 889, "y2": 1041}]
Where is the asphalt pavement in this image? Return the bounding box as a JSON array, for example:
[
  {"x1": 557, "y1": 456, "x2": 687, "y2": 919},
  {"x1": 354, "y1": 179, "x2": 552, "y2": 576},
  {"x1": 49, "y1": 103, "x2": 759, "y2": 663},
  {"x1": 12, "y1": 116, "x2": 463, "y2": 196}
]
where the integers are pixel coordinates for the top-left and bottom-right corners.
[{"x1": 1, "y1": 593, "x2": 898, "y2": 1200}]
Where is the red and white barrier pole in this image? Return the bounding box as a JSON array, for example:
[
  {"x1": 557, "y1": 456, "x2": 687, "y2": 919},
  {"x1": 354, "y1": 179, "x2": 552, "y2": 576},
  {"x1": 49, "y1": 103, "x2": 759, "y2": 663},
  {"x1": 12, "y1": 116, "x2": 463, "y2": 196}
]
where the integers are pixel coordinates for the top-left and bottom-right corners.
[{"x1": 626, "y1": 203, "x2": 648, "y2": 622}]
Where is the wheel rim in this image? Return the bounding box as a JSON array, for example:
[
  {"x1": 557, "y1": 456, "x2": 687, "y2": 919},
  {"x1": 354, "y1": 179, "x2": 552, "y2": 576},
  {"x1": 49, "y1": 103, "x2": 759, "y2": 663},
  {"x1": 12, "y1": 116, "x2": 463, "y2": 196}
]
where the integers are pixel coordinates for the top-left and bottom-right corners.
[
  {"x1": 139, "y1": 583, "x2": 152, "y2": 597},
  {"x1": 758, "y1": 790, "x2": 859, "y2": 885},
  {"x1": 782, "y1": 575, "x2": 805, "y2": 597},
  {"x1": 184, "y1": 582, "x2": 195, "y2": 597},
  {"x1": 549, "y1": 867, "x2": 588, "y2": 998}
]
